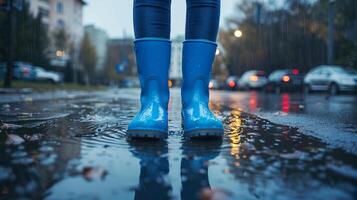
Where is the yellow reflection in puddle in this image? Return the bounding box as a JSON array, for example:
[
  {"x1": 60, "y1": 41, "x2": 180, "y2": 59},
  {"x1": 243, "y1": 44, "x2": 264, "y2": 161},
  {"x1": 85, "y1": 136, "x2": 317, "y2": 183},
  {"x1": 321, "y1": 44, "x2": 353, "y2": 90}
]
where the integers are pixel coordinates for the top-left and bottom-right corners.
[{"x1": 228, "y1": 110, "x2": 243, "y2": 157}]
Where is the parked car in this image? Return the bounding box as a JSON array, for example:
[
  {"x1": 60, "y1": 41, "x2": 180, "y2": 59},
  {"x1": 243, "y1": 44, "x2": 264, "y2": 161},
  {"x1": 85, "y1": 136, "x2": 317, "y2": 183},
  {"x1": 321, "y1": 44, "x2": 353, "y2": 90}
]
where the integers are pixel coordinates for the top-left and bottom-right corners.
[
  {"x1": 209, "y1": 79, "x2": 222, "y2": 90},
  {"x1": 238, "y1": 70, "x2": 268, "y2": 90},
  {"x1": 304, "y1": 65, "x2": 357, "y2": 94},
  {"x1": 266, "y1": 69, "x2": 304, "y2": 93},
  {"x1": 1, "y1": 62, "x2": 37, "y2": 81},
  {"x1": 34, "y1": 67, "x2": 61, "y2": 83},
  {"x1": 226, "y1": 76, "x2": 239, "y2": 90}
]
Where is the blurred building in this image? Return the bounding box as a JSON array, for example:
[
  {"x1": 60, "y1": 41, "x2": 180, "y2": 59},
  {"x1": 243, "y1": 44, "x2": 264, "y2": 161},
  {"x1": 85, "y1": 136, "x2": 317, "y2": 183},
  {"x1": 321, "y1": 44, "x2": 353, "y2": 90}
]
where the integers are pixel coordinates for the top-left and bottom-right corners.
[
  {"x1": 27, "y1": 0, "x2": 86, "y2": 69},
  {"x1": 85, "y1": 25, "x2": 109, "y2": 73},
  {"x1": 28, "y1": 0, "x2": 86, "y2": 46},
  {"x1": 105, "y1": 38, "x2": 136, "y2": 81},
  {"x1": 27, "y1": 0, "x2": 51, "y2": 26},
  {"x1": 170, "y1": 36, "x2": 184, "y2": 85}
]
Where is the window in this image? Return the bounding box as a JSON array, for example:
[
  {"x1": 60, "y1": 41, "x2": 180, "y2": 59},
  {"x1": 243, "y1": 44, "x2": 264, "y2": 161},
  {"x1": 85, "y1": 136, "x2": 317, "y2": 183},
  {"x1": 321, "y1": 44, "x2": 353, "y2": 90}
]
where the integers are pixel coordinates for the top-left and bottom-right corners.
[
  {"x1": 43, "y1": 23, "x2": 49, "y2": 30},
  {"x1": 39, "y1": 7, "x2": 49, "y2": 17},
  {"x1": 57, "y1": 19, "x2": 64, "y2": 28},
  {"x1": 57, "y1": 1, "x2": 63, "y2": 14},
  {"x1": 310, "y1": 68, "x2": 322, "y2": 74},
  {"x1": 319, "y1": 69, "x2": 331, "y2": 75}
]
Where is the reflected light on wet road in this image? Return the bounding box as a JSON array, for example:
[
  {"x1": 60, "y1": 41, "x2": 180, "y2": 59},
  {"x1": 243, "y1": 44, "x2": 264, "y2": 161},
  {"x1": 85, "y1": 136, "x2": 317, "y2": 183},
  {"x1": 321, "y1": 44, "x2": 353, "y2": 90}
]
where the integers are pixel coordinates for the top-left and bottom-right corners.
[
  {"x1": 249, "y1": 92, "x2": 258, "y2": 113},
  {"x1": 226, "y1": 110, "x2": 243, "y2": 157},
  {"x1": 281, "y1": 93, "x2": 290, "y2": 113}
]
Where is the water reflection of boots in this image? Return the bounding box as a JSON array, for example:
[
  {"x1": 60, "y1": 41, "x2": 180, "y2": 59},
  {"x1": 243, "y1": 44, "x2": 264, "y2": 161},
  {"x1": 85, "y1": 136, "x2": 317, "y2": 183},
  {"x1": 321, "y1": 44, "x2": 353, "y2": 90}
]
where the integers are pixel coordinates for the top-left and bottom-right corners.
[
  {"x1": 129, "y1": 140, "x2": 172, "y2": 200},
  {"x1": 181, "y1": 139, "x2": 222, "y2": 199}
]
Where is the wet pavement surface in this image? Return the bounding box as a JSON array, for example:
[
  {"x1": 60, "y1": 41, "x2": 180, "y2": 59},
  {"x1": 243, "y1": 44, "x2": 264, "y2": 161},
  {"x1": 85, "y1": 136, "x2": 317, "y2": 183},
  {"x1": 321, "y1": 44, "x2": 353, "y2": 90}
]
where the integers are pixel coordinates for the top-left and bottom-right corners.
[
  {"x1": 0, "y1": 88, "x2": 356, "y2": 200},
  {"x1": 211, "y1": 91, "x2": 357, "y2": 154}
]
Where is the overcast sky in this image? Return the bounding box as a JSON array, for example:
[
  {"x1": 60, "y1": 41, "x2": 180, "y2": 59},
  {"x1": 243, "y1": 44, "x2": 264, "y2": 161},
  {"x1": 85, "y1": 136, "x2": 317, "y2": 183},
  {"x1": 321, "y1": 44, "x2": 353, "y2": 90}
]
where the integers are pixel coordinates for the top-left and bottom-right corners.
[{"x1": 83, "y1": 0, "x2": 240, "y2": 38}]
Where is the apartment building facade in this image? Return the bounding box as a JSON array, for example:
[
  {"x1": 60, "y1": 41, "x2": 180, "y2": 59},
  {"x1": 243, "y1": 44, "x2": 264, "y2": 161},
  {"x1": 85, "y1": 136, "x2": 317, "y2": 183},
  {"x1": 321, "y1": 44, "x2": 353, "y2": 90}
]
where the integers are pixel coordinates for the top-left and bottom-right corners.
[
  {"x1": 85, "y1": 25, "x2": 109, "y2": 73},
  {"x1": 28, "y1": 0, "x2": 86, "y2": 66}
]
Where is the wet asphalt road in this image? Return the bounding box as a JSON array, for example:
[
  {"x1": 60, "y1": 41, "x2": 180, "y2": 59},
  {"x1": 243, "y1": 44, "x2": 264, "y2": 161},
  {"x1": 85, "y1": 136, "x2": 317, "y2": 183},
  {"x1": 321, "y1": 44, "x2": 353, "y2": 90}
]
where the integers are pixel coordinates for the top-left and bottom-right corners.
[
  {"x1": 0, "y1": 88, "x2": 356, "y2": 200},
  {"x1": 210, "y1": 90, "x2": 357, "y2": 154}
]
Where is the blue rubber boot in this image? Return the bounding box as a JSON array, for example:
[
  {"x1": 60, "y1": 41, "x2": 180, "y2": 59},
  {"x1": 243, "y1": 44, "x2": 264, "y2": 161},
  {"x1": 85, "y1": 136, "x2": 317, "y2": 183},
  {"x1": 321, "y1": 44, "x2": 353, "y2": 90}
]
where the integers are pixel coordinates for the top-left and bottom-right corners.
[
  {"x1": 127, "y1": 38, "x2": 171, "y2": 139},
  {"x1": 181, "y1": 40, "x2": 224, "y2": 138}
]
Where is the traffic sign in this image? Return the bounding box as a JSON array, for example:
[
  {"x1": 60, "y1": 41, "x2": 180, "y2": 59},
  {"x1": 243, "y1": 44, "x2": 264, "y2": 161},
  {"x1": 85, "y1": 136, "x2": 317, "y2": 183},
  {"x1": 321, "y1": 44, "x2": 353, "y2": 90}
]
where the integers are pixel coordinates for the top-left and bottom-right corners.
[{"x1": 115, "y1": 60, "x2": 128, "y2": 74}]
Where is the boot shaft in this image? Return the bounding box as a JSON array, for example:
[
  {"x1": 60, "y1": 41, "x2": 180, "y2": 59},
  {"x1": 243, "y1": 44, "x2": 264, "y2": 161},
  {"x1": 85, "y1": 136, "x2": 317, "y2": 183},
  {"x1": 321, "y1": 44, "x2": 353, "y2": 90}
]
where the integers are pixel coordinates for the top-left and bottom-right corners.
[
  {"x1": 134, "y1": 38, "x2": 172, "y2": 108},
  {"x1": 181, "y1": 40, "x2": 217, "y2": 108}
]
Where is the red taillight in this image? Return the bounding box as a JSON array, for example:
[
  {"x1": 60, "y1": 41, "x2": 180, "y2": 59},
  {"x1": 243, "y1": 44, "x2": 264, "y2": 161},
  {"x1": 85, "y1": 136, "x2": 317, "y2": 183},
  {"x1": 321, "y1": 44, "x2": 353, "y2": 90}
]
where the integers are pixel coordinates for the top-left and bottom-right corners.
[
  {"x1": 282, "y1": 75, "x2": 290, "y2": 82},
  {"x1": 23, "y1": 68, "x2": 29, "y2": 76},
  {"x1": 228, "y1": 80, "x2": 236, "y2": 88},
  {"x1": 292, "y1": 69, "x2": 299, "y2": 75}
]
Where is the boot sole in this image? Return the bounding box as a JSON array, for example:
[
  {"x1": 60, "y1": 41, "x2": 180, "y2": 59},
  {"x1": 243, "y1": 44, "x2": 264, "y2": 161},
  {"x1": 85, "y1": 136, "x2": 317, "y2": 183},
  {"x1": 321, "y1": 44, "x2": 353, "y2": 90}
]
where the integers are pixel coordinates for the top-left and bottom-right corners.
[
  {"x1": 184, "y1": 129, "x2": 224, "y2": 139},
  {"x1": 127, "y1": 130, "x2": 167, "y2": 139}
]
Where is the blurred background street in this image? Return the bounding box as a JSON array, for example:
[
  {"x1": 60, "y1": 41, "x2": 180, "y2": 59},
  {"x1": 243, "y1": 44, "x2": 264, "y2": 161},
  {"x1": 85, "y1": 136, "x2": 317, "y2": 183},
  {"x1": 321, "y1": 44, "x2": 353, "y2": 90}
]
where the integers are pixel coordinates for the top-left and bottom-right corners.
[{"x1": 0, "y1": 0, "x2": 357, "y2": 199}]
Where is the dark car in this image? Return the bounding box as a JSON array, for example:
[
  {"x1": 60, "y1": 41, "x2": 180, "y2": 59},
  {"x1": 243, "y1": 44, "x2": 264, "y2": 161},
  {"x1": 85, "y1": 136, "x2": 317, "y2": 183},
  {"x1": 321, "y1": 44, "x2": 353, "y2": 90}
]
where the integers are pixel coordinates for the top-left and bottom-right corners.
[
  {"x1": 0, "y1": 62, "x2": 37, "y2": 81},
  {"x1": 238, "y1": 70, "x2": 268, "y2": 90},
  {"x1": 266, "y1": 69, "x2": 303, "y2": 93},
  {"x1": 226, "y1": 76, "x2": 239, "y2": 90}
]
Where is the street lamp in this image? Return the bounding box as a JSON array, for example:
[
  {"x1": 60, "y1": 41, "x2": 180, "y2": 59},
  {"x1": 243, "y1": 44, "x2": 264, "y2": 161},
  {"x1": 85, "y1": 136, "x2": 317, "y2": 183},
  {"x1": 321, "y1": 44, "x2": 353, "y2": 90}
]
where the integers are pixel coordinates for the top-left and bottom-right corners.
[
  {"x1": 56, "y1": 50, "x2": 65, "y2": 57},
  {"x1": 234, "y1": 29, "x2": 243, "y2": 38}
]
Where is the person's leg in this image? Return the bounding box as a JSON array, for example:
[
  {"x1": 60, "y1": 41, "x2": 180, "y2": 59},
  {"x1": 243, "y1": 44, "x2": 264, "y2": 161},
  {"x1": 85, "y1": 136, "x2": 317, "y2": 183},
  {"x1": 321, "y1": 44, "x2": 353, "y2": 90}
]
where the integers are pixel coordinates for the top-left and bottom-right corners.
[
  {"x1": 128, "y1": 0, "x2": 172, "y2": 139},
  {"x1": 185, "y1": 0, "x2": 220, "y2": 41},
  {"x1": 181, "y1": 0, "x2": 223, "y2": 138},
  {"x1": 134, "y1": 0, "x2": 171, "y2": 39}
]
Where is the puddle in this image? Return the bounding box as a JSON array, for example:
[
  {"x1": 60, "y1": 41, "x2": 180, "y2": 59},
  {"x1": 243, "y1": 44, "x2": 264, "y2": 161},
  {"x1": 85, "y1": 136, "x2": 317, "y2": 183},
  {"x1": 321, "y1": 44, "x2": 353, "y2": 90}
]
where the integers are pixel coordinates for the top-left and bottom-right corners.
[{"x1": 0, "y1": 90, "x2": 356, "y2": 199}]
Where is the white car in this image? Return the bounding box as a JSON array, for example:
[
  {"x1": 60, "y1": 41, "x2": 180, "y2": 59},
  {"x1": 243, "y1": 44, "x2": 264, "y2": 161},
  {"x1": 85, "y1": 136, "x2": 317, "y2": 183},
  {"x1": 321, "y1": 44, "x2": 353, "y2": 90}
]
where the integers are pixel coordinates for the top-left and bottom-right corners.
[
  {"x1": 304, "y1": 65, "x2": 357, "y2": 94},
  {"x1": 34, "y1": 67, "x2": 61, "y2": 83},
  {"x1": 238, "y1": 70, "x2": 268, "y2": 90},
  {"x1": 209, "y1": 79, "x2": 221, "y2": 90}
]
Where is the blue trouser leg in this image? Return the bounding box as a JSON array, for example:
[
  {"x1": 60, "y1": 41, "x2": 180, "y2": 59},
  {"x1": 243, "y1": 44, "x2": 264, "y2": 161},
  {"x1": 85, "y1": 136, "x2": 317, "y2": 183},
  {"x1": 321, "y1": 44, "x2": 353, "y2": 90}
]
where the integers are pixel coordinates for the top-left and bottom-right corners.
[
  {"x1": 133, "y1": 0, "x2": 172, "y2": 39},
  {"x1": 133, "y1": 0, "x2": 221, "y2": 41},
  {"x1": 185, "y1": 0, "x2": 221, "y2": 41}
]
